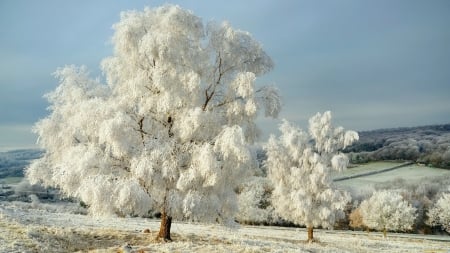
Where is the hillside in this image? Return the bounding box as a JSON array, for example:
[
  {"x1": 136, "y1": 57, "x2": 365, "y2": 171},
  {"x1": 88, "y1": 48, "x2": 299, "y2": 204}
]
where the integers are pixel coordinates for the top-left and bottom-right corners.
[
  {"x1": 345, "y1": 124, "x2": 450, "y2": 168},
  {"x1": 0, "y1": 149, "x2": 43, "y2": 178}
]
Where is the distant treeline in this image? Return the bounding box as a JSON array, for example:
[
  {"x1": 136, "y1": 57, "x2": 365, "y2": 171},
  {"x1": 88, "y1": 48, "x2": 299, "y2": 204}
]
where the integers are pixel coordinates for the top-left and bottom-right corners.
[
  {"x1": 345, "y1": 124, "x2": 450, "y2": 168},
  {"x1": 0, "y1": 149, "x2": 43, "y2": 178}
]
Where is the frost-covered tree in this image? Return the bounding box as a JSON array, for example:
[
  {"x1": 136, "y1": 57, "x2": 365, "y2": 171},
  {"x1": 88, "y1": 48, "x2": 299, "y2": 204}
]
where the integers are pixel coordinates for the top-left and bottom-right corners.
[
  {"x1": 265, "y1": 111, "x2": 358, "y2": 242},
  {"x1": 427, "y1": 193, "x2": 450, "y2": 233},
  {"x1": 235, "y1": 146, "x2": 278, "y2": 225},
  {"x1": 236, "y1": 176, "x2": 276, "y2": 225},
  {"x1": 359, "y1": 190, "x2": 417, "y2": 237},
  {"x1": 26, "y1": 5, "x2": 280, "y2": 241}
]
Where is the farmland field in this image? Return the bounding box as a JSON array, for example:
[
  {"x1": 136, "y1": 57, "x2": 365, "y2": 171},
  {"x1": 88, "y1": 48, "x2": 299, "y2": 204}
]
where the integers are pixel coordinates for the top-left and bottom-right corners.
[
  {"x1": 335, "y1": 162, "x2": 450, "y2": 192},
  {"x1": 0, "y1": 177, "x2": 23, "y2": 185},
  {"x1": 334, "y1": 161, "x2": 407, "y2": 178}
]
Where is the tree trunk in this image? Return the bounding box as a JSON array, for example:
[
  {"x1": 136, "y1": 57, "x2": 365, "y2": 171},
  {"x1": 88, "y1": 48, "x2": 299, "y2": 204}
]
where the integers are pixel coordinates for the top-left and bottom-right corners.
[
  {"x1": 383, "y1": 227, "x2": 387, "y2": 238},
  {"x1": 307, "y1": 226, "x2": 314, "y2": 242},
  {"x1": 157, "y1": 211, "x2": 172, "y2": 241}
]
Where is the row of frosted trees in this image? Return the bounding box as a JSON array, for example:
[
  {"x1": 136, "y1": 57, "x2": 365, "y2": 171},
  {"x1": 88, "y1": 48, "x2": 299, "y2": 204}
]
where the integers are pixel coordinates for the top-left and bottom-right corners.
[
  {"x1": 26, "y1": 5, "x2": 449, "y2": 242},
  {"x1": 237, "y1": 142, "x2": 450, "y2": 239},
  {"x1": 349, "y1": 191, "x2": 450, "y2": 237},
  {"x1": 239, "y1": 182, "x2": 450, "y2": 236}
]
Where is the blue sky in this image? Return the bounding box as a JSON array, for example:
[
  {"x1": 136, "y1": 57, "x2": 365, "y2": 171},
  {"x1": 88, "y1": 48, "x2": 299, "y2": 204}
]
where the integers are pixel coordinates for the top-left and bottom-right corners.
[{"x1": 1, "y1": 0, "x2": 449, "y2": 150}]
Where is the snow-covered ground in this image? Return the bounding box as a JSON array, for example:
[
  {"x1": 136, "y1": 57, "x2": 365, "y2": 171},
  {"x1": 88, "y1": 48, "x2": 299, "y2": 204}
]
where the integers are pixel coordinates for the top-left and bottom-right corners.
[
  {"x1": 1, "y1": 201, "x2": 449, "y2": 252},
  {"x1": 335, "y1": 162, "x2": 450, "y2": 191}
]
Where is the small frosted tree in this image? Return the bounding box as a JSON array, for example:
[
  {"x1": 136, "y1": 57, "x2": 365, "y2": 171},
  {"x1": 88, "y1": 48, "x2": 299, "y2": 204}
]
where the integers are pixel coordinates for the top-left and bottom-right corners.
[
  {"x1": 26, "y1": 5, "x2": 280, "y2": 241},
  {"x1": 427, "y1": 193, "x2": 450, "y2": 233},
  {"x1": 265, "y1": 111, "x2": 358, "y2": 242},
  {"x1": 359, "y1": 190, "x2": 417, "y2": 237},
  {"x1": 236, "y1": 175, "x2": 275, "y2": 225}
]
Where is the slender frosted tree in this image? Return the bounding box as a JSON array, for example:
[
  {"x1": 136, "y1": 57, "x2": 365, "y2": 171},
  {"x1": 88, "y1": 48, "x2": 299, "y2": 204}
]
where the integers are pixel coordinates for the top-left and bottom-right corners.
[
  {"x1": 359, "y1": 190, "x2": 417, "y2": 237},
  {"x1": 265, "y1": 111, "x2": 358, "y2": 242},
  {"x1": 427, "y1": 192, "x2": 450, "y2": 233},
  {"x1": 26, "y1": 5, "x2": 280, "y2": 241}
]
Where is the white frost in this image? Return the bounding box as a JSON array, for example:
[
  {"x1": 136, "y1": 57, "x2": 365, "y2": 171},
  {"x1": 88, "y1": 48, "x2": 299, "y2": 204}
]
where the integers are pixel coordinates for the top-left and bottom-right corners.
[{"x1": 26, "y1": 4, "x2": 281, "y2": 225}]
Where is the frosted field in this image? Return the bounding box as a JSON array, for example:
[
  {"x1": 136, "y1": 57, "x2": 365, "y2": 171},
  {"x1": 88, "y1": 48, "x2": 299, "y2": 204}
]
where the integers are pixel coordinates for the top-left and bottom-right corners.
[
  {"x1": 1, "y1": 201, "x2": 449, "y2": 252},
  {"x1": 335, "y1": 161, "x2": 407, "y2": 177},
  {"x1": 335, "y1": 162, "x2": 450, "y2": 191}
]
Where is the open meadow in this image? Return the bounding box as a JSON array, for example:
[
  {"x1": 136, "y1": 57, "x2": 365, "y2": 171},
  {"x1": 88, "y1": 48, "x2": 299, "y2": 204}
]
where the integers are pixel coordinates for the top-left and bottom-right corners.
[
  {"x1": 0, "y1": 200, "x2": 449, "y2": 252},
  {"x1": 1, "y1": 161, "x2": 450, "y2": 252}
]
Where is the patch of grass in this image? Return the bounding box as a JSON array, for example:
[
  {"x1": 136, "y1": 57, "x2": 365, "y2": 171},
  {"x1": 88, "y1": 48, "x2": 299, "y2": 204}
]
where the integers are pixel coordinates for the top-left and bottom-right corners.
[
  {"x1": 27, "y1": 227, "x2": 158, "y2": 252},
  {"x1": 0, "y1": 177, "x2": 23, "y2": 185}
]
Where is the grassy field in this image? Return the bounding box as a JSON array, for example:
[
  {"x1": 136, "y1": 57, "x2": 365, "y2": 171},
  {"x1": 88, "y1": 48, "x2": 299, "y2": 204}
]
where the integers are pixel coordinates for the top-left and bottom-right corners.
[
  {"x1": 1, "y1": 162, "x2": 449, "y2": 252},
  {"x1": 335, "y1": 162, "x2": 450, "y2": 191},
  {"x1": 336, "y1": 161, "x2": 406, "y2": 177},
  {"x1": 0, "y1": 177, "x2": 23, "y2": 185},
  {"x1": 1, "y1": 201, "x2": 449, "y2": 252}
]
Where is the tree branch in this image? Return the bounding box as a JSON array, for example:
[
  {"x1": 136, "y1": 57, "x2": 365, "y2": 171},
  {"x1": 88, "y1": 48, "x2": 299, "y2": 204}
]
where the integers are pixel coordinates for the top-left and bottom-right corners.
[
  {"x1": 203, "y1": 55, "x2": 225, "y2": 111},
  {"x1": 138, "y1": 117, "x2": 147, "y2": 145}
]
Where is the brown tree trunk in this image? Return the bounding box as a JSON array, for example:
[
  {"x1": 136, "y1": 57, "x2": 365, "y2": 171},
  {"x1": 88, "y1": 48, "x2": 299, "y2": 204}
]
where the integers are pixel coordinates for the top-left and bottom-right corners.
[
  {"x1": 157, "y1": 211, "x2": 172, "y2": 241},
  {"x1": 307, "y1": 226, "x2": 314, "y2": 242}
]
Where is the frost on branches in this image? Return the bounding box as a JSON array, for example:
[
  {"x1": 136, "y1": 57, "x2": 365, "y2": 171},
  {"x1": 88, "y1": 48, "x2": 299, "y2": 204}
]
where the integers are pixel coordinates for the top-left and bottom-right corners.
[
  {"x1": 26, "y1": 5, "x2": 280, "y2": 241},
  {"x1": 265, "y1": 111, "x2": 358, "y2": 242},
  {"x1": 236, "y1": 176, "x2": 276, "y2": 225},
  {"x1": 427, "y1": 192, "x2": 450, "y2": 233},
  {"x1": 359, "y1": 190, "x2": 417, "y2": 237}
]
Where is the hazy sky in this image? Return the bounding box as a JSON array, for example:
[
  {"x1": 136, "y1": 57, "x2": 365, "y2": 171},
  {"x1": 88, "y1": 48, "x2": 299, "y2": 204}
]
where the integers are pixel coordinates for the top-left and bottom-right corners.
[{"x1": 1, "y1": 0, "x2": 449, "y2": 150}]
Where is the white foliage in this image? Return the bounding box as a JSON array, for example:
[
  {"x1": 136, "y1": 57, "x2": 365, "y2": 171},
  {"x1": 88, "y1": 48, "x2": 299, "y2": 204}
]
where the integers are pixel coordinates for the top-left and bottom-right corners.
[
  {"x1": 427, "y1": 193, "x2": 450, "y2": 232},
  {"x1": 26, "y1": 4, "x2": 280, "y2": 224},
  {"x1": 98, "y1": 112, "x2": 140, "y2": 157},
  {"x1": 265, "y1": 112, "x2": 357, "y2": 229},
  {"x1": 258, "y1": 86, "x2": 281, "y2": 118},
  {"x1": 236, "y1": 176, "x2": 276, "y2": 224},
  {"x1": 115, "y1": 180, "x2": 153, "y2": 217},
  {"x1": 359, "y1": 190, "x2": 417, "y2": 232}
]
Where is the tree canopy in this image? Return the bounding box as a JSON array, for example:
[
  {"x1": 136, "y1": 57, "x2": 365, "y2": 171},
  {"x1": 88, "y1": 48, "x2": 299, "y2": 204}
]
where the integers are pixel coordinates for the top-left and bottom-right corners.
[
  {"x1": 427, "y1": 192, "x2": 450, "y2": 233},
  {"x1": 26, "y1": 5, "x2": 281, "y2": 240},
  {"x1": 359, "y1": 190, "x2": 417, "y2": 237}
]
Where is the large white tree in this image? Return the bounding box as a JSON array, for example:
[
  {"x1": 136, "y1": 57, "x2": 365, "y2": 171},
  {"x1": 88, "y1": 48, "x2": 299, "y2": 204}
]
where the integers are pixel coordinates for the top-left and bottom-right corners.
[
  {"x1": 427, "y1": 192, "x2": 450, "y2": 233},
  {"x1": 265, "y1": 111, "x2": 358, "y2": 242},
  {"x1": 359, "y1": 190, "x2": 417, "y2": 237},
  {"x1": 26, "y1": 5, "x2": 280, "y2": 241}
]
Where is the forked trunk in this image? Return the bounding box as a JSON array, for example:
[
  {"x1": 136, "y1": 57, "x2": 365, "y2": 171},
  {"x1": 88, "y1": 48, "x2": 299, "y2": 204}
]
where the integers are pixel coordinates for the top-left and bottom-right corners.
[
  {"x1": 307, "y1": 226, "x2": 314, "y2": 242},
  {"x1": 157, "y1": 211, "x2": 172, "y2": 241}
]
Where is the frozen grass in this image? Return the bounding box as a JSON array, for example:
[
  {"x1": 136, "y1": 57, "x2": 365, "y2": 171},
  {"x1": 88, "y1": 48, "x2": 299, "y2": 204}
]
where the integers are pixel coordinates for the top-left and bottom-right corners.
[
  {"x1": 1, "y1": 201, "x2": 449, "y2": 252},
  {"x1": 333, "y1": 161, "x2": 405, "y2": 178},
  {"x1": 0, "y1": 176, "x2": 23, "y2": 184},
  {"x1": 335, "y1": 163, "x2": 450, "y2": 192},
  {"x1": 350, "y1": 161, "x2": 405, "y2": 172}
]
